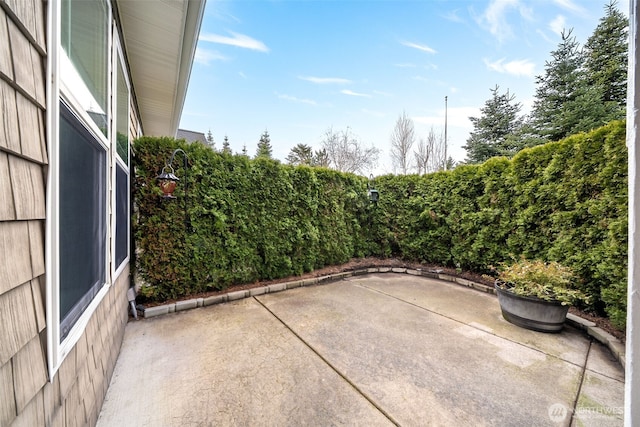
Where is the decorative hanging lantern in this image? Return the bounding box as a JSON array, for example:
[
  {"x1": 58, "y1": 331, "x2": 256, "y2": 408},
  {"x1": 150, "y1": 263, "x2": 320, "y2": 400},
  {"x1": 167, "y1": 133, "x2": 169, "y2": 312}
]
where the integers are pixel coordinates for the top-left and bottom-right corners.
[
  {"x1": 156, "y1": 165, "x2": 179, "y2": 199},
  {"x1": 156, "y1": 148, "x2": 192, "y2": 232},
  {"x1": 368, "y1": 186, "x2": 379, "y2": 203},
  {"x1": 368, "y1": 174, "x2": 379, "y2": 203}
]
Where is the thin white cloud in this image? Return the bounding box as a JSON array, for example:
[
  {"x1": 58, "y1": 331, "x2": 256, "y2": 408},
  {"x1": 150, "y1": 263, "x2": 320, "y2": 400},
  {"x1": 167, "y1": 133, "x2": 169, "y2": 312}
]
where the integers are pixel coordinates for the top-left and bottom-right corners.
[
  {"x1": 394, "y1": 63, "x2": 417, "y2": 68},
  {"x1": 549, "y1": 15, "x2": 566, "y2": 35},
  {"x1": 200, "y1": 31, "x2": 269, "y2": 52},
  {"x1": 276, "y1": 92, "x2": 317, "y2": 106},
  {"x1": 475, "y1": 0, "x2": 533, "y2": 43},
  {"x1": 536, "y1": 28, "x2": 555, "y2": 44},
  {"x1": 552, "y1": 0, "x2": 586, "y2": 15},
  {"x1": 194, "y1": 47, "x2": 228, "y2": 65},
  {"x1": 401, "y1": 41, "x2": 437, "y2": 54},
  {"x1": 442, "y1": 9, "x2": 465, "y2": 23},
  {"x1": 238, "y1": 71, "x2": 247, "y2": 79},
  {"x1": 373, "y1": 90, "x2": 392, "y2": 97},
  {"x1": 341, "y1": 89, "x2": 371, "y2": 98},
  {"x1": 484, "y1": 58, "x2": 535, "y2": 77},
  {"x1": 299, "y1": 76, "x2": 352, "y2": 84}
]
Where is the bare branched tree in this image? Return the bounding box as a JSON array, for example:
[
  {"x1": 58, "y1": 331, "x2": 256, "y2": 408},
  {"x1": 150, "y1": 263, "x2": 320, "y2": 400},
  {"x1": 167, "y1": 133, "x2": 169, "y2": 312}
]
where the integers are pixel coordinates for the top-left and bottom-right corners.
[
  {"x1": 415, "y1": 126, "x2": 447, "y2": 174},
  {"x1": 414, "y1": 138, "x2": 430, "y2": 175},
  {"x1": 321, "y1": 127, "x2": 379, "y2": 174},
  {"x1": 390, "y1": 111, "x2": 415, "y2": 174}
]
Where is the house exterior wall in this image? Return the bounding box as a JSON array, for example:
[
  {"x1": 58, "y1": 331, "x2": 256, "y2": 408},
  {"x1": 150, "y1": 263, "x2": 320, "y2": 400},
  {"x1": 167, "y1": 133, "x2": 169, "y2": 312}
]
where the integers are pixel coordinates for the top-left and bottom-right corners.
[
  {"x1": 0, "y1": 1, "x2": 135, "y2": 425},
  {"x1": 627, "y1": 1, "x2": 640, "y2": 424}
]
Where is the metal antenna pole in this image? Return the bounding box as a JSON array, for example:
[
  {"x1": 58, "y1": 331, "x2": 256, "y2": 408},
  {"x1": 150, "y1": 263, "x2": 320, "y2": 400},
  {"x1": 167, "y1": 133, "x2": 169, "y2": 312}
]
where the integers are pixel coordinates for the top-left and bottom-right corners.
[{"x1": 444, "y1": 96, "x2": 448, "y2": 171}]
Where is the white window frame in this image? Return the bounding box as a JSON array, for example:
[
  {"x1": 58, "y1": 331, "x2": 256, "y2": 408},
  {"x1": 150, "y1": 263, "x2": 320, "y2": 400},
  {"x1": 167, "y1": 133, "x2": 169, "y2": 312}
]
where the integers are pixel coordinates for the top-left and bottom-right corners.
[
  {"x1": 112, "y1": 35, "x2": 130, "y2": 279},
  {"x1": 46, "y1": 0, "x2": 115, "y2": 377}
]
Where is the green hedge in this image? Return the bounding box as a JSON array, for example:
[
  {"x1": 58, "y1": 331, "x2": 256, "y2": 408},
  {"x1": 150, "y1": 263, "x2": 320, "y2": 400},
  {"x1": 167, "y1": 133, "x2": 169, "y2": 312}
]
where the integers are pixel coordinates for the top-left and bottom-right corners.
[
  {"x1": 134, "y1": 138, "x2": 373, "y2": 301},
  {"x1": 372, "y1": 120, "x2": 627, "y2": 328},
  {"x1": 133, "y1": 120, "x2": 627, "y2": 329}
]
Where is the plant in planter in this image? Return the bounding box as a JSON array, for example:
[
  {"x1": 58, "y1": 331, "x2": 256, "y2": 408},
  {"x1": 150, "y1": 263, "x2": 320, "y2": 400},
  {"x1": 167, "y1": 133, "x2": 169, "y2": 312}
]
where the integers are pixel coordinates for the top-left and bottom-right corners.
[{"x1": 493, "y1": 259, "x2": 589, "y2": 333}]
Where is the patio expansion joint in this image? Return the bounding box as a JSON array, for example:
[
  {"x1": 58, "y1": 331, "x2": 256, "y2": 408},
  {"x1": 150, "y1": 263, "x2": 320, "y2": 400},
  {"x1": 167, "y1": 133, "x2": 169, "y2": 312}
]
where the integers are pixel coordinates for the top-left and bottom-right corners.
[
  {"x1": 135, "y1": 268, "x2": 625, "y2": 368},
  {"x1": 568, "y1": 339, "x2": 593, "y2": 426},
  {"x1": 356, "y1": 282, "x2": 588, "y2": 371},
  {"x1": 252, "y1": 295, "x2": 401, "y2": 427}
]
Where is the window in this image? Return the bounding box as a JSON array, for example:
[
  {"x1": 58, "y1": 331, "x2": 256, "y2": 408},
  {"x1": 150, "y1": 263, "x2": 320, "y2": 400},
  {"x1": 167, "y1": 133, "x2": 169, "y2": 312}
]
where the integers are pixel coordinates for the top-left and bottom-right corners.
[
  {"x1": 114, "y1": 52, "x2": 130, "y2": 275},
  {"x1": 59, "y1": 102, "x2": 107, "y2": 339},
  {"x1": 115, "y1": 165, "x2": 128, "y2": 269},
  {"x1": 60, "y1": 0, "x2": 109, "y2": 135},
  {"x1": 57, "y1": 0, "x2": 110, "y2": 344},
  {"x1": 116, "y1": 59, "x2": 129, "y2": 165},
  {"x1": 47, "y1": 0, "x2": 121, "y2": 374}
]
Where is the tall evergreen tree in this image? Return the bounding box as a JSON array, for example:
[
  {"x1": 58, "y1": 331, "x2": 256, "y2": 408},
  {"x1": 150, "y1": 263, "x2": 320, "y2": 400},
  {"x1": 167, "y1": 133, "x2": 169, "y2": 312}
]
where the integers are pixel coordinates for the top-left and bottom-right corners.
[
  {"x1": 206, "y1": 129, "x2": 215, "y2": 150},
  {"x1": 463, "y1": 85, "x2": 523, "y2": 164},
  {"x1": 312, "y1": 148, "x2": 330, "y2": 167},
  {"x1": 286, "y1": 143, "x2": 314, "y2": 165},
  {"x1": 256, "y1": 130, "x2": 273, "y2": 158},
  {"x1": 583, "y1": 0, "x2": 628, "y2": 111},
  {"x1": 529, "y1": 29, "x2": 584, "y2": 141},
  {"x1": 222, "y1": 135, "x2": 232, "y2": 154}
]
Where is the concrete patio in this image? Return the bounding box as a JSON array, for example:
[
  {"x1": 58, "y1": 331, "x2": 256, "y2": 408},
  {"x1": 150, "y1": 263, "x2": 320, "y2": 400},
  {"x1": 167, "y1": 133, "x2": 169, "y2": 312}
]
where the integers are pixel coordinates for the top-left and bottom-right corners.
[{"x1": 97, "y1": 273, "x2": 624, "y2": 426}]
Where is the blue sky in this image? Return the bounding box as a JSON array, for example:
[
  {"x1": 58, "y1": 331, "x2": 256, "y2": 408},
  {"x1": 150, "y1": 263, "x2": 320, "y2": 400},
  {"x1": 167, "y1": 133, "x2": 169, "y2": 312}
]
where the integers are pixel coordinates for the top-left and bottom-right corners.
[{"x1": 179, "y1": 0, "x2": 628, "y2": 174}]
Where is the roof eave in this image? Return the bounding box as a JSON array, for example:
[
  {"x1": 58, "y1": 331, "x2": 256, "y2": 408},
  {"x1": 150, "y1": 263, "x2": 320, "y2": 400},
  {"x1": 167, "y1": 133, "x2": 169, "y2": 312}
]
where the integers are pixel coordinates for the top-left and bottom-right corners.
[{"x1": 116, "y1": 0, "x2": 206, "y2": 137}]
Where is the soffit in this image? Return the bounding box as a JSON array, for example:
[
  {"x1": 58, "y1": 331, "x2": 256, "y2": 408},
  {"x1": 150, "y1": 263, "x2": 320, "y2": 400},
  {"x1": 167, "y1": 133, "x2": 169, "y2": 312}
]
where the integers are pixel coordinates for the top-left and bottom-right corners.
[{"x1": 116, "y1": 0, "x2": 205, "y2": 137}]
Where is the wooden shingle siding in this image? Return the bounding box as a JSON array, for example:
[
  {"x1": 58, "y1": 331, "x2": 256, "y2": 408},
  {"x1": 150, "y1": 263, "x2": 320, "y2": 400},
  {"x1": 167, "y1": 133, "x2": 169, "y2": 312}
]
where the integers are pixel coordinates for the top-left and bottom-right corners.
[
  {"x1": 29, "y1": 39, "x2": 46, "y2": 105},
  {"x1": 0, "y1": 221, "x2": 32, "y2": 295},
  {"x1": 57, "y1": 346, "x2": 76, "y2": 401},
  {"x1": 2, "y1": 0, "x2": 46, "y2": 50},
  {"x1": 28, "y1": 220, "x2": 45, "y2": 278},
  {"x1": 64, "y1": 380, "x2": 82, "y2": 427},
  {"x1": 74, "y1": 333, "x2": 89, "y2": 375},
  {"x1": 13, "y1": 334, "x2": 47, "y2": 413},
  {"x1": 0, "y1": 152, "x2": 16, "y2": 220},
  {"x1": 7, "y1": 18, "x2": 37, "y2": 102},
  {"x1": 77, "y1": 360, "x2": 94, "y2": 423},
  {"x1": 0, "y1": 283, "x2": 38, "y2": 366},
  {"x1": 10, "y1": 389, "x2": 46, "y2": 427},
  {"x1": 31, "y1": 277, "x2": 46, "y2": 332},
  {"x1": 0, "y1": 6, "x2": 13, "y2": 80},
  {"x1": 17, "y1": 91, "x2": 46, "y2": 162},
  {"x1": 0, "y1": 79, "x2": 21, "y2": 154},
  {"x1": 0, "y1": 359, "x2": 16, "y2": 426},
  {"x1": 42, "y1": 380, "x2": 55, "y2": 427},
  {"x1": 51, "y1": 375, "x2": 62, "y2": 423},
  {"x1": 8, "y1": 154, "x2": 46, "y2": 219}
]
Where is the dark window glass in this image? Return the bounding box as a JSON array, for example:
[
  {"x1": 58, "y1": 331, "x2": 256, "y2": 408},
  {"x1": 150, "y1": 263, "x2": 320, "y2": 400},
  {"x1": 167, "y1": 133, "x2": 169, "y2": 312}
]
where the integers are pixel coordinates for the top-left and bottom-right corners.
[
  {"x1": 115, "y1": 164, "x2": 128, "y2": 269},
  {"x1": 116, "y1": 61, "x2": 129, "y2": 164},
  {"x1": 59, "y1": 101, "x2": 106, "y2": 340},
  {"x1": 61, "y1": 0, "x2": 108, "y2": 135}
]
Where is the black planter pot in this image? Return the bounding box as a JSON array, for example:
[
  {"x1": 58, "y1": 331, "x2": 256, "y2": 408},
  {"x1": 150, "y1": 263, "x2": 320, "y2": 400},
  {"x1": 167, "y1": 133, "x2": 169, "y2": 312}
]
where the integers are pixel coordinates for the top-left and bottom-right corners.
[{"x1": 495, "y1": 282, "x2": 569, "y2": 333}]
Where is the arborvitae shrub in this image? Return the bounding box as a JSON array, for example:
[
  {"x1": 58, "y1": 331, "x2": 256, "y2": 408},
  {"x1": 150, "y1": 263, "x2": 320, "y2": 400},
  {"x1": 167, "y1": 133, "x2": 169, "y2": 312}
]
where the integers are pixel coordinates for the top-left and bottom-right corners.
[{"x1": 134, "y1": 121, "x2": 627, "y2": 330}]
